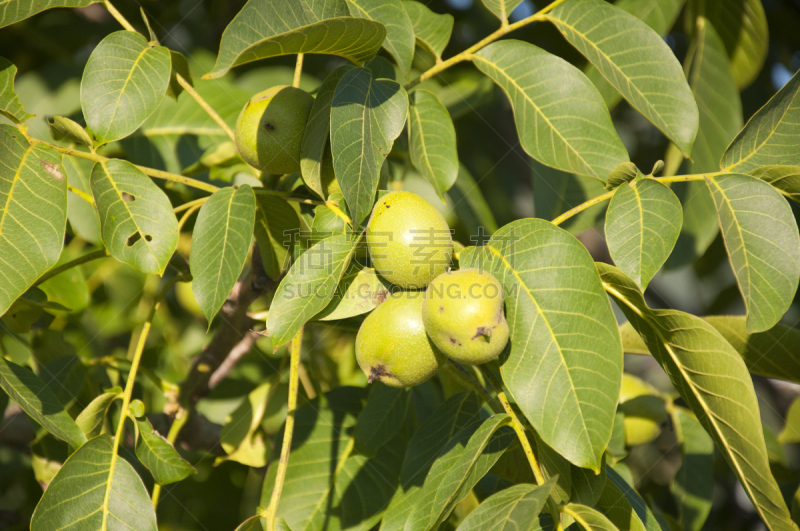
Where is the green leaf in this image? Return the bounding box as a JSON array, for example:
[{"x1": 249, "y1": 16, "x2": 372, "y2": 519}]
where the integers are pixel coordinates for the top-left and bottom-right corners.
[
  {"x1": 473, "y1": 40, "x2": 628, "y2": 181},
  {"x1": 331, "y1": 67, "x2": 408, "y2": 225},
  {"x1": 0, "y1": 125, "x2": 67, "y2": 316},
  {"x1": 81, "y1": 31, "x2": 171, "y2": 145},
  {"x1": 262, "y1": 388, "x2": 405, "y2": 531},
  {"x1": 31, "y1": 434, "x2": 157, "y2": 530},
  {"x1": 779, "y1": 397, "x2": 800, "y2": 444},
  {"x1": 532, "y1": 162, "x2": 607, "y2": 235},
  {"x1": 408, "y1": 415, "x2": 515, "y2": 530},
  {"x1": 598, "y1": 263, "x2": 797, "y2": 531},
  {"x1": 604, "y1": 162, "x2": 639, "y2": 191},
  {"x1": 90, "y1": 159, "x2": 178, "y2": 275},
  {"x1": 205, "y1": 0, "x2": 386, "y2": 79},
  {"x1": 456, "y1": 479, "x2": 556, "y2": 531},
  {"x1": 381, "y1": 392, "x2": 481, "y2": 531},
  {"x1": 596, "y1": 466, "x2": 661, "y2": 531},
  {"x1": 301, "y1": 66, "x2": 354, "y2": 199},
  {"x1": 686, "y1": 0, "x2": 768, "y2": 89},
  {"x1": 48, "y1": 116, "x2": 93, "y2": 147},
  {"x1": 135, "y1": 417, "x2": 195, "y2": 485},
  {"x1": 480, "y1": 0, "x2": 523, "y2": 23},
  {"x1": 605, "y1": 178, "x2": 682, "y2": 290},
  {"x1": 346, "y1": 0, "x2": 414, "y2": 75},
  {"x1": 408, "y1": 89, "x2": 458, "y2": 200},
  {"x1": 0, "y1": 0, "x2": 99, "y2": 28},
  {"x1": 669, "y1": 407, "x2": 714, "y2": 531},
  {"x1": 722, "y1": 69, "x2": 800, "y2": 173},
  {"x1": 461, "y1": 219, "x2": 623, "y2": 471},
  {"x1": 449, "y1": 164, "x2": 498, "y2": 236},
  {"x1": 75, "y1": 387, "x2": 122, "y2": 438},
  {"x1": 219, "y1": 383, "x2": 270, "y2": 468},
  {"x1": 254, "y1": 194, "x2": 301, "y2": 280},
  {"x1": 0, "y1": 57, "x2": 33, "y2": 123},
  {"x1": 40, "y1": 355, "x2": 86, "y2": 407},
  {"x1": 545, "y1": 0, "x2": 698, "y2": 156},
  {"x1": 563, "y1": 503, "x2": 620, "y2": 531},
  {"x1": 750, "y1": 165, "x2": 800, "y2": 203},
  {"x1": 705, "y1": 174, "x2": 800, "y2": 332},
  {"x1": 166, "y1": 50, "x2": 192, "y2": 100},
  {"x1": 0, "y1": 356, "x2": 86, "y2": 449},
  {"x1": 315, "y1": 265, "x2": 390, "y2": 321},
  {"x1": 665, "y1": 180, "x2": 718, "y2": 269},
  {"x1": 354, "y1": 383, "x2": 409, "y2": 457},
  {"x1": 267, "y1": 233, "x2": 358, "y2": 347},
  {"x1": 190, "y1": 185, "x2": 256, "y2": 323},
  {"x1": 65, "y1": 157, "x2": 102, "y2": 245},
  {"x1": 403, "y1": 1, "x2": 453, "y2": 60}
]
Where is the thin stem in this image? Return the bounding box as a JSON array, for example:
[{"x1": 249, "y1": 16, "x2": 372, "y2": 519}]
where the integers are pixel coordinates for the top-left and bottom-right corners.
[
  {"x1": 175, "y1": 74, "x2": 236, "y2": 143},
  {"x1": 152, "y1": 407, "x2": 190, "y2": 509},
  {"x1": 657, "y1": 173, "x2": 712, "y2": 183},
  {"x1": 293, "y1": 54, "x2": 304, "y2": 88},
  {"x1": 29, "y1": 139, "x2": 220, "y2": 193},
  {"x1": 406, "y1": 0, "x2": 568, "y2": 88},
  {"x1": 551, "y1": 191, "x2": 613, "y2": 226},
  {"x1": 34, "y1": 249, "x2": 109, "y2": 286},
  {"x1": 174, "y1": 196, "x2": 209, "y2": 214},
  {"x1": 178, "y1": 203, "x2": 204, "y2": 232},
  {"x1": 104, "y1": 0, "x2": 136, "y2": 32},
  {"x1": 253, "y1": 188, "x2": 325, "y2": 205},
  {"x1": 68, "y1": 184, "x2": 95, "y2": 206},
  {"x1": 264, "y1": 326, "x2": 304, "y2": 531}
]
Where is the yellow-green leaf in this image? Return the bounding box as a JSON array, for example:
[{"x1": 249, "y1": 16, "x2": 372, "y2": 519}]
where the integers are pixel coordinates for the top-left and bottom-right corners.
[{"x1": 0, "y1": 57, "x2": 33, "y2": 123}]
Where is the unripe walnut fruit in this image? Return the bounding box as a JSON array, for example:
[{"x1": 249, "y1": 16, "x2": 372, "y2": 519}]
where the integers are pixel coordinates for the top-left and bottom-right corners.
[
  {"x1": 422, "y1": 269, "x2": 509, "y2": 365},
  {"x1": 355, "y1": 291, "x2": 445, "y2": 388},
  {"x1": 366, "y1": 191, "x2": 452, "y2": 288},
  {"x1": 234, "y1": 85, "x2": 313, "y2": 175}
]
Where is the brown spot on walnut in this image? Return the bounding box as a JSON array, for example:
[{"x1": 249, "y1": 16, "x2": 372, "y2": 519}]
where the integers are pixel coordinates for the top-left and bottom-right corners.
[
  {"x1": 439, "y1": 306, "x2": 444, "y2": 313},
  {"x1": 368, "y1": 364, "x2": 392, "y2": 384},
  {"x1": 472, "y1": 326, "x2": 491, "y2": 341},
  {"x1": 264, "y1": 121, "x2": 275, "y2": 131}
]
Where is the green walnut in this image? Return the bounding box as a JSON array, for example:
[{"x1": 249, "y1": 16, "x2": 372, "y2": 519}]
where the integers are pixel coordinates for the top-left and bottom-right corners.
[
  {"x1": 356, "y1": 290, "x2": 445, "y2": 388},
  {"x1": 366, "y1": 191, "x2": 453, "y2": 288},
  {"x1": 234, "y1": 85, "x2": 313, "y2": 175},
  {"x1": 619, "y1": 373, "x2": 667, "y2": 446},
  {"x1": 422, "y1": 269, "x2": 509, "y2": 365}
]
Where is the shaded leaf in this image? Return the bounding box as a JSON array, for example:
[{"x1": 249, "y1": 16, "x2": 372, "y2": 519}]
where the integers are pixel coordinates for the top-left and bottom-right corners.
[
  {"x1": 473, "y1": 40, "x2": 628, "y2": 180},
  {"x1": 75, "y1": 387, "x2": 122, "y2": 438},
  {"x1": 64, "y1": 156, "x2": 102, "y2": 245},
  {"x1": 605, "y1": 178, "x2": 682, "y2": 290},
  {"x1": 596, "y1": 466, "x2": 661, "y2": 531},
  {"x1": 461, "y1": 219, "x2": 622, "y2": 471},
  {"x1": 346, "y1": 0, "x2": 414, "y2": 75},
  {"x1": 166, "y1": 50, "x2": 191, "y2": 100},
  {"x1": 532, "y1": 162, "x2": 606, "y2": 235},
  {"x1": 456, "y1": 479, "x2": 556, "y2": 531},
  {"x1": 254, "y1": 193, "x2": 302, "y2": 279},
  {"x1": 750, "y1": 164, "x2": 800, "y2": 204},
  {"x1": 669, "y1": 407, "x2": 714, "y2": 531},
  {"x1": 545, "y1": 0, "x2": 698, "y2": 156},
  {"x1": 0, "y1": 356, "x2": 86, "y2": 449},
  {"x1": 39, "y1": 355, "x2": 86, "y2": 407},
  {"x1": 206, "y1": 0, "x2": 385, "y2": 79},
  {"x1": 408, "y1": 89, "x2": 458, "y2": 200},
  {"x1": 0, "y1": 56, "x2": 33, "y2": 123},
  {"x1": 449, "y1": 164, "x2": 498, "y2": 236},
  {"x1": 354, "y1": 383, "x2": 409, "y2": 457},
  {"x1": 315, "y1": 265, "x2": 390, "y2": 321},
  {"x1": 48, "y1": 116, "x2": 92, "y2": 147},
  {"x1": 0, "y1": 0, "x2": 99, "y2": 28},
  {"x1": 91, "y1": 159, "x2": 179, "y2": 275},
  {"x1": 706, "y1": 173, "x2": 800, "y2": 332},
  {"x1": 403, "y1": 1, "x2": 453, "y2": 60},
  {"x1": 190, "y1": 185, "x2": 256, "y2": 323},
  {"x1": 31, "y1": 434, "x2": 157, "y2": 530},
  {"x1": 136, "y1": 417, "x2": 195, "y2": 485},
  {"x1": 331, "y1": 67, "x2": 408, "y2": 225},
  {"x1": 268, "y1": 233, "x2": 358, "y2": 347},
  {"x1": 563, "y1": 503, "x2": 620, "y2": 531},
  {"x1": 81, "y1": 31, "x2": 171, "y2": 144},
  {"x1": 604, "y1": 162, "x2": 639, "y2": 191},
  {"x1": 481, "y1": 0, "x2": 523, "y2": 22},
  {"x1": 219, "y1": 383, "x2": 270, "y2": 468},
  {"x1": 598, "y1": 263, "x2": 797, "y2": 531},
  {"x1": 0, "y1": 125, "x2": 67, "y2": 315}
]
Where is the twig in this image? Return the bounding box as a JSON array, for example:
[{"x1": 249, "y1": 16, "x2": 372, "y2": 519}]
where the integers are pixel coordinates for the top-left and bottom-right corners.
[
  {"x1": 104, "y1": 0, "x2": 136, "y2": 32},
  {"x1": 265, "y1": 327, "x2": 304, "y2": 531},
  {"x1": 34, "y1": 249, "x2": 109, "y2": 287},
  {"x1": 175, "y1": 74, "x2": 236, "y2": 143},
  {"x1": 208, "y1": 331, "x2": 260, "y2": 389}
]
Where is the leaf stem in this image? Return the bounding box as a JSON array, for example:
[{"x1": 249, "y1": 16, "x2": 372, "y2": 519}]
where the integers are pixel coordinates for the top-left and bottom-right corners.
[
  {"x1": 34, "y1": 249, "x2": 109, "y2": 287},
  {"x1": 293, "y1": 54, "x2": 304, "y2": 88},
  {"x1": 178, "y1": 203, "x2": 204, "y2": 232},
  {"x1": 405, "y1": 0, "x2": 568, "y2": 88},
  {"x1": 253, "y1": 188, "x2": 326, "y2": 205},
  {"x1": 30, "y1": 138, "x2": 220, "y2": 193},
  {"x1": 68, "y1": 184, "x2": 95, "y2": 206},
  {"x1": 151, "y1": 407, "x2": 190, "y2": 509},
  {"x1": 551, "y1": 190, "x2": 613, "y2": 226},
  {"x1": 174, "y1": 196, "x2": 209, "y2": 213},
  {"x1": 104, "y1": 0, "x2": 136, "y2": 32},
  {"x1": 264, "y1": 326, "x2": 303, "y2": 531},
  {"x1": 175, "y1": 73, "x2": 236, "y2": 143}
]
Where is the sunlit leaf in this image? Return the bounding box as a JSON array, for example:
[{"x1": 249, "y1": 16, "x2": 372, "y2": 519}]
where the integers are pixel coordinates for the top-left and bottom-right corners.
[
  {"x1": 669, "y1": 407, "x2": 714, "y2": 531},
  {"x1": 190, "y1": 185, "x2": 256, "y2": 323},
  {"x1": 461, "y1": 219, "x2": 623, "y2": 471},
  {"x1": 481, "y1": 0, "x2": 523, "y2": 22},
  {"x1": 219, "y1": 383, "x2": 270, "y2": 468},
  {"x1": 331, "y1": 67, "x2": 408, "y2": 225},
  {"x1": 545, "y1": 0, "x2": 698, "y2": 156},
  {"x1": 81, "y1": 31, "x2": 171, "y2": 145},
  {"x1": 267, "y1": 233, "x2": 358, "y2": 347},
  {"x1": 598, "y1": 263, "x2": 796, "y2": 531},
  {"x1": 91, "y1": 159, "x2": 179, "y2": 275},
  {"x1": 403, "y1": 1, "x2": 453, "y2": 60},
  {"x1": 205, "y1": 0, "x2": 386, "y2": 79},
  {"x1": 563, "y1": 503, "x2": 620, "y2": 531},
  {"x1": 0, "y1": 125, "x2": 67, "y2": 316},
  {"x1": 346, "y1": 0, "x2": 414, "y2": 75},
  {"x1": 473, "y1": 40, "x2": 628, "y2": 181},
  {"x1": 456, "y1": 479, "x2": 556, "y2": 531},
  {"x1": 315, "y1": 265, "x2": 390, "y2": 321},
  {"x1": 0, "y1": 0, "x2": 99, "y2": 28},
  {"x1": 75, "y1": 387, "x2": 122, "y2": 438},
  {"x1": 136, "y1": 417, "x2": 196, "y2": 485},
  {"x1": 408, "y1": 89, "x2": 458, "y2": 200},
  {"x1": 0, "y1": 57, "x2": 33, "y2": 123},
  {"x1": 750, "y1": 165, "x2": 800, "y2": 203},
  {"x1": 31, "y1": 434, "x2": 157, "y2": 530},
  {"x1": 605, "y1": 178, "x2": 681, "y2": 290},
  {"x1": 706, "y1": 174, "x2": 800, "y2": 332}
]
